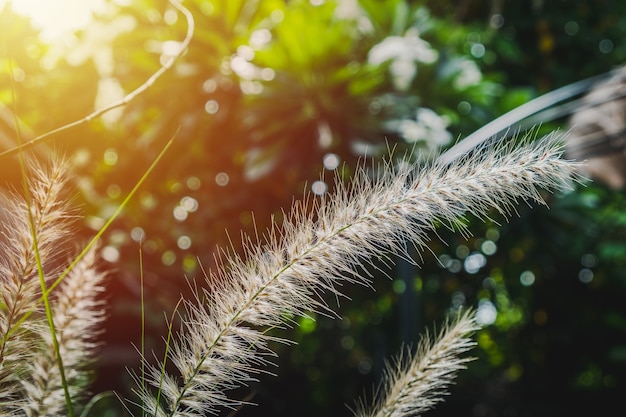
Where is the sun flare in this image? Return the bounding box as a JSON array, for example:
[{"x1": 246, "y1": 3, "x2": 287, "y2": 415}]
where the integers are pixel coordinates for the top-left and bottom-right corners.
[{"x1": 4, "y1": 0, "x2": 107, "y2": 41}]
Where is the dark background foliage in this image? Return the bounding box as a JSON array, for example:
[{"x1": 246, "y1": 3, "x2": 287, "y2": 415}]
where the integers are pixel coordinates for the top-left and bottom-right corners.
[{"x1": 1, "y1": 0, "x2": 625, "y2": 415}]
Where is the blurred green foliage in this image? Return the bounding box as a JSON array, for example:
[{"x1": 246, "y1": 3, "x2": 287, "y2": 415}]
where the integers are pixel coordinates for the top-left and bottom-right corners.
[{"x1": 2, "y1": 0, "x2": 626, "y2": 415}]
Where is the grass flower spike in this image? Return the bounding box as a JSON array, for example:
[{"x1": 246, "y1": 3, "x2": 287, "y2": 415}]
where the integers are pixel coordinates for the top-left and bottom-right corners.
[
  {"x1": 17, "y1": 246, "x2": 106, "y2": 417},
  {"x1": 134, "y1": 132, "x2": 579, "y2": 416},
  {"x1": 355, "y1": 310, "x2": 480, "y2": 417},
  {"x1": 0, "y1": 159, "x2": 107, "y2": 416},
  {"x1": 0, "y1": 158, "x2": 74, "y2": 407}
]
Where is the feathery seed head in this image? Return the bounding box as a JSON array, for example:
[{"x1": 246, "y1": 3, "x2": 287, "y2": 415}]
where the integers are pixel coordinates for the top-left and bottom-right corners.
[
  {"x1": 0, "y1": 157, "x2": 108, "y2": 416},
  {"x1": 135, "y1": 132, "x2": 581, "y2": 417},
  {"x1": 354, "y1": 310, "x2": 480, "y2": 417}
]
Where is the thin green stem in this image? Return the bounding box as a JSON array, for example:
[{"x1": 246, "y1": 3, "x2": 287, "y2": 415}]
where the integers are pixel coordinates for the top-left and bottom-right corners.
[
  {"x1": 140, "y1": 239, "x2": 146, "y2": 416},
  {"x1": 8, "y1": 15, "x2": 74, "y2": 414},
  {"x1": 3, "y1": 133, "x2": 177, "y2": 345},
  {"x1": 2, "y1": 0, "x2": 185, "y2": 345},
  {"x1": 155, "y1": 297, "x2": 184, "y2": 417},
  {"x1": 139, "y1": 239, "x2": 146, "y2": 410},
  {"x1": 79, "y1": 391, "x2": 117, "y2": 417}
]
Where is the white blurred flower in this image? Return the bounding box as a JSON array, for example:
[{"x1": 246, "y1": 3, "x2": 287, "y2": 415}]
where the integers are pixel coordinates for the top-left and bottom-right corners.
[
  {"x1": 368, "y1": 28, "x2": 438, "y2": 91},
  {"x1": 441, "y1": 58, "x2": 482, "y2": 90},
  {"x1": 389, "y1": 60, "x2": 417, "y2": 91},
  {"x1": 335, "y1": 0, "x2": 361, "y2": 19},
  {"x1": 389, "y1": 108, "x2": 452, "y2": 148},
  {"x1": 454, "y1": 59, "x2": 482, "y2": 89},
  {"x1": 368, "y1": 28, "x2": 438, "y2": 65},
  {"x1": 476, "y1": 299, "x2": 497, "y2": 325},
  {"x1": 334, "y1": 0, "x2": 374, "y2": 34}
]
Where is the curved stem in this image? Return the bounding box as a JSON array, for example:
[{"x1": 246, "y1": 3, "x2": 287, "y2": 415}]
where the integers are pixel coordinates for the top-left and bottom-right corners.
[{"x1": 0, "y1": 0, "x2": 194, "y2": 159}]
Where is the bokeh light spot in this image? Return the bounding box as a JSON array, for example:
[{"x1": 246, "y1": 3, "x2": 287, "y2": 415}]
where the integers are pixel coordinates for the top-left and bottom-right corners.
[
  {"x1": 456, "y1": 245, "x2": 469, "y2": 259},
  {"x1": 357, "y1": 358, "x2": 372, "y2": 375},
  {"x1": 182, "y1": 254, "x2": 197, "y2": 273},
  {"x1": 270, "y1": 9, "x2": 284, "y2": 23},
  {"x1": 205, "y1": 100, "x2": 219, "y2": 114},
  {"x1": 392, "y1": 279, "x2": 406, "y2": 294},
  {"x1": 169, "y1": 181, "x2": 182, "y2": 193},
  {"x1": 107, "y1": 184, "x2": 121, "y2": 199},
  {"x1": 72, "y1": 148, "x2": 90, "y2": 167},
  {"x1": 199, "y1": 1, "x2": 215, "y2": 15},
  {"x1": 311, "y1": 180, "x2": 327, "y2": 195},
  {"x1": 161, "y1": 251, "x2": 176, "y2": 266},
  {"x1": 140, "y1": 192, "x2": 157, "y2": 210},
  {"x1": 464, "y1": 252, "x2": 486, "y2": 274},
  {"x1": 438, "y1": 254, "x2": 452, "y2": 269},
  {"x1": 581, "y1": 253, "x2": 598, "y2": 268},
  {"x1": 564, "y1": 21, "x2": 579, "y2": 36},
  {"x1": 240, "y1": 80, "x2": 263, "y2": 94},
  {"x1": 177, "y1": 235, "x2": 192, "y2": 250},
  {"x1": 299, "y1": 316, "x2": 317, "y2": 333},
  {"x1": 520, "y1": 270, "x2": 535, "y2": 286},
  {"x1": 471, "y1": 43, "x2": 485, "y2": 58},
  {"x1": 458, "y1": 101, "x2": 472, "y2": 115},
  {"x1": 101, "y1": 245, "x2": 120, "y2": 263},
  {"x1": 173, "y1": 206, "x2": 188, "y2": 221},
  {"x1": 231, "y1": 55, "x2": 255, "y2": 79},
  {"x1": 448, "y1": 259, "x2": 462, "y2": 273},
  {"x1": 203, "y1": 79, "x2": 217, "y2": 93},
  {"x1": 130, "y1": 227, "x2": 145, "y2": 242},
  {"x1": 599, "y1": 39, "x2": 613, "y2": 54},
  {"x1": 368, "y1": 100, "x2": 382, "y2": 115},
  {"x1": 250, "y1": 29, "x2": 272, "y2": 48},
  {"x1": 476, "y1": 299, "x2": 497, "y2": 325},
  {"x1": 181, "y1": 196, "x2": 198, "y2": 212},
  {"x1": 482, "y1": 277, "x2": 496, "y2": 289},
  {"x1": 236, "y1": 45, "x2": 255, "y2": 60},
  {"x1": 578, "y1": 268, "x2": 594, "y2": 283},
  {"x1": 452, "y1": 291, "x2": 466, "y2": 308},
  {"x1": 142, "y1": 239, "x2": 157, "y2": 254},
  {"x1": 260, "y1": 67, "x2": 275, "y2": 81},
  {"x1": 323, "y1": 153, "x2": 340, "y2": 170},
  {"x1": 490, "y1": 14, "x2": 504, "y2": 29},
  {"x1": 341, "y1": 335, "x2": 355, "y2": 350},
  {"x1": 103, "y1": 148, "x2": 118, "y2": 166},
  {"x1": 486, "y1": 227, "x2": 500, "y2": 241},
  {"x1": 163, "y1": 8, "x2": 178, "y2": 25},
  {"x1": 215, "y1": 172, "x2": 230, "y2": 186},
  {"x1": 186, "y1": 176, "x2": 201, "y2": 190},
  {"x1": 481, "y1": 240, "x2": 497, "y2": 256}
]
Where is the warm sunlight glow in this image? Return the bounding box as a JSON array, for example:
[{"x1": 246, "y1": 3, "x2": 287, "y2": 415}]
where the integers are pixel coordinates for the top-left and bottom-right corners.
[{"x1": 5, "y1": 0, "x2": 107, "y2": 41}]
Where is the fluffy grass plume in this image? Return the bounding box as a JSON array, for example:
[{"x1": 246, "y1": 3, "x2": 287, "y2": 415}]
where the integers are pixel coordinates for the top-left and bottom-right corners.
[
  {"x1": 354, "y1": 310, "x2": 480, "y2": 417},
  {"x1": 0, "y1": 159, "x2": 74, "y2": 407},
  {"x1": 0, "y1": 159, "x2": 106, "y2": 416},
  {"x1": 133, "y1": 132, "x2": 579, "y2": 416}
]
